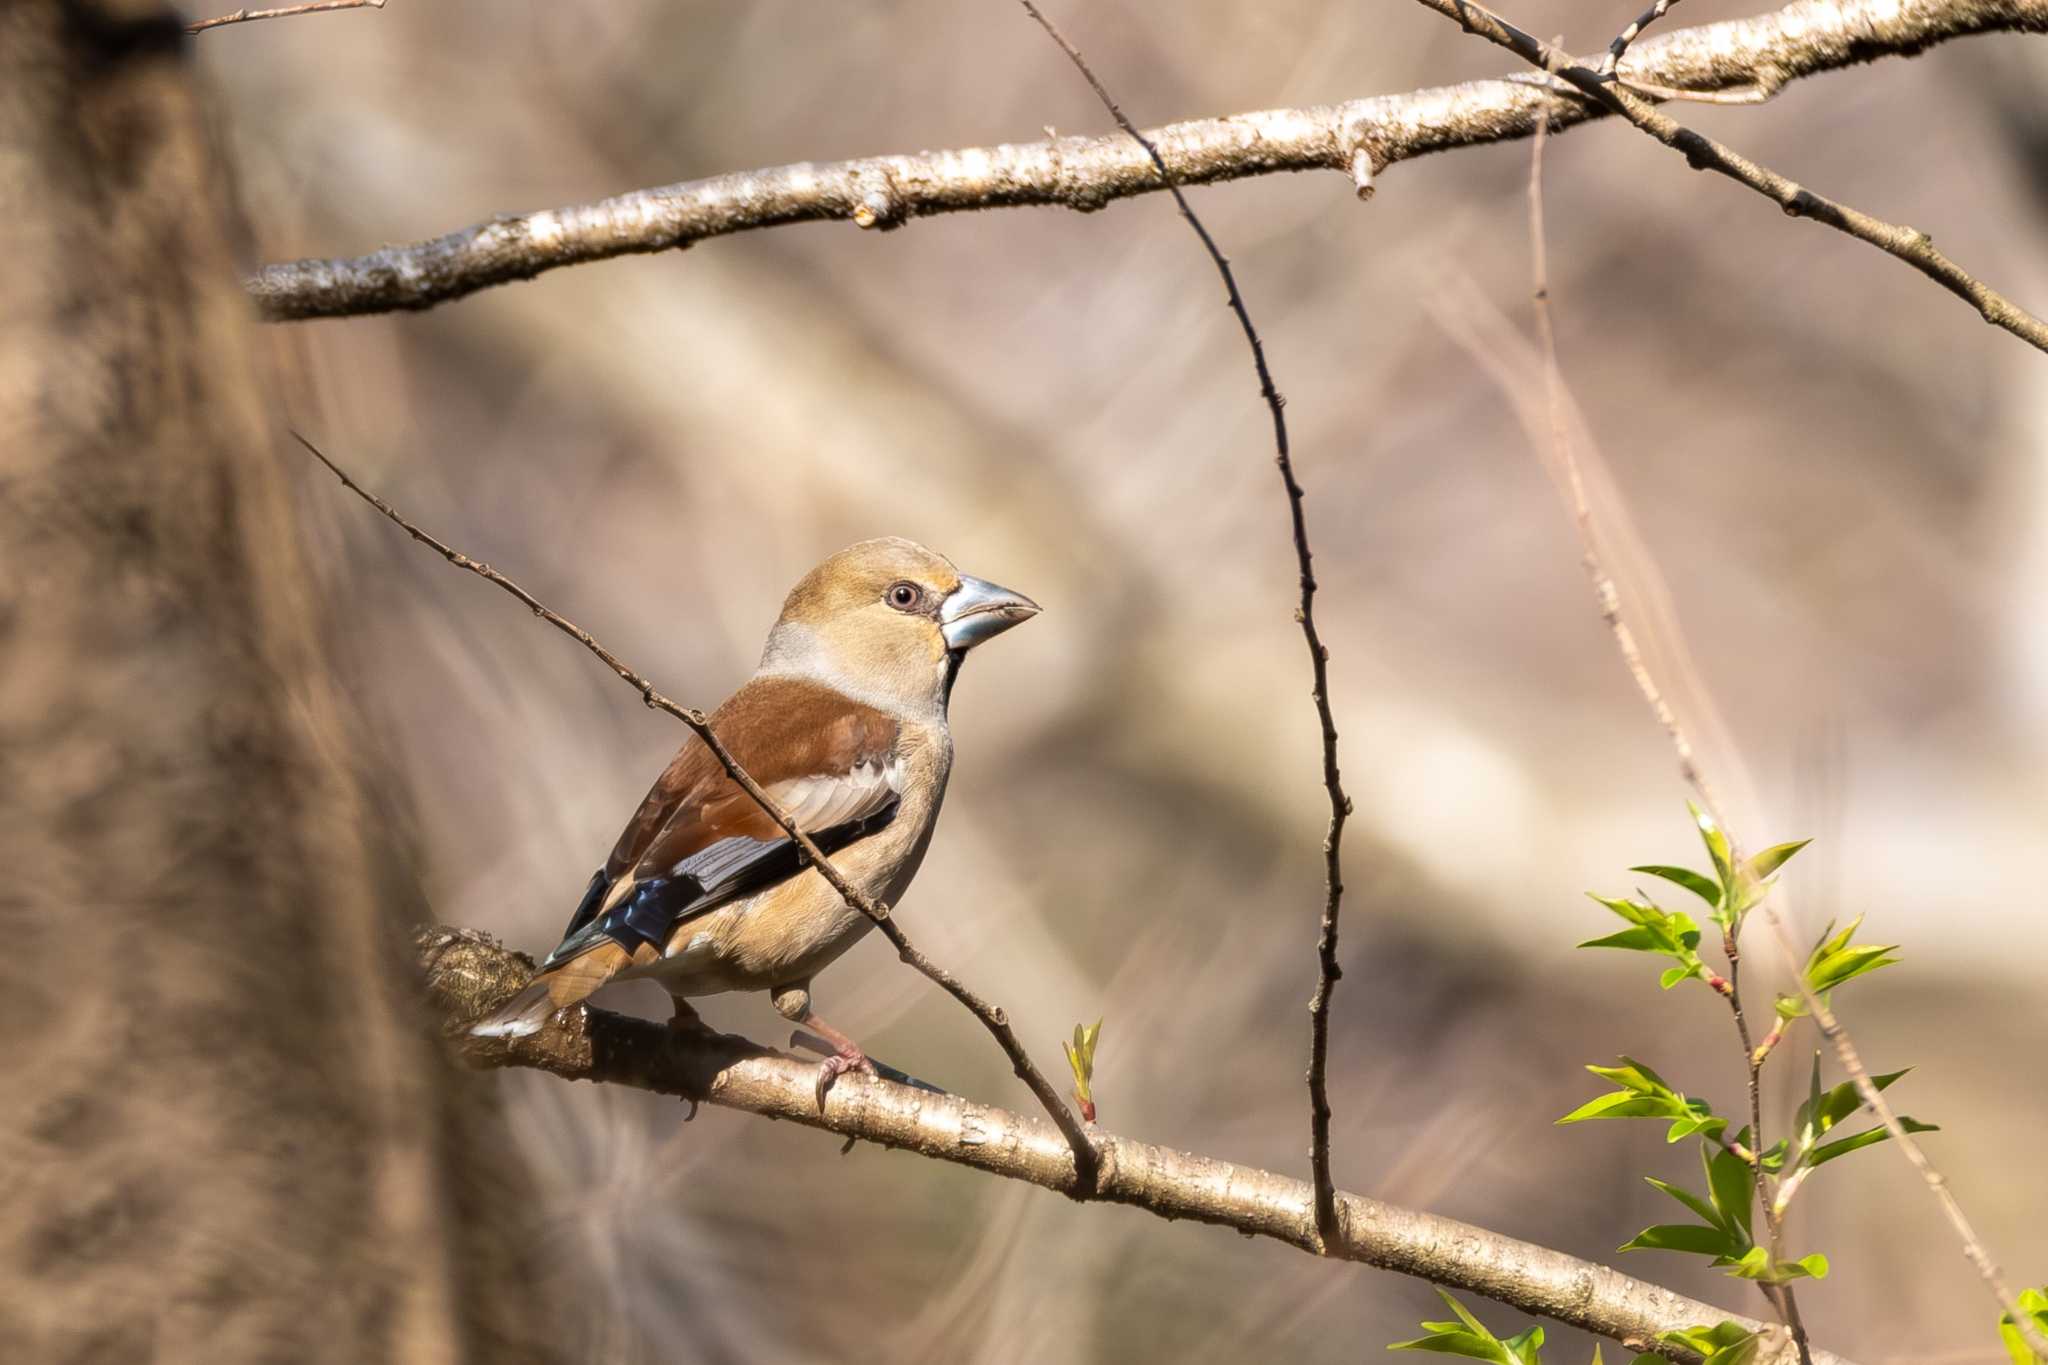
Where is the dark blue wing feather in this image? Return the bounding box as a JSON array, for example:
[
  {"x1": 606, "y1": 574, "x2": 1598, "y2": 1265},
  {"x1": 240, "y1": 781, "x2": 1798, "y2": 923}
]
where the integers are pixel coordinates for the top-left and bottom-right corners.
[{"x1": 540, "y1": 797, "x2": 898, "y2": 971}]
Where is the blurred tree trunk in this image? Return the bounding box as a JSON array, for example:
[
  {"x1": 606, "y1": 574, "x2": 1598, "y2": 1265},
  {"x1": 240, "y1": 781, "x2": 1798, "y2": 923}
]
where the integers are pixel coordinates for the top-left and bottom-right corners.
[{"x1": 0, "y1": 4, "x2": 555, "y2": 1359}]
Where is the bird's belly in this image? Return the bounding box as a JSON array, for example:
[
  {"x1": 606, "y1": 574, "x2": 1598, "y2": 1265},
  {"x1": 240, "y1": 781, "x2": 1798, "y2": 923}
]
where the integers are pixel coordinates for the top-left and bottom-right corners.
[{"x1": 629, "y1": 878, "x2": 879, "y2": 996}]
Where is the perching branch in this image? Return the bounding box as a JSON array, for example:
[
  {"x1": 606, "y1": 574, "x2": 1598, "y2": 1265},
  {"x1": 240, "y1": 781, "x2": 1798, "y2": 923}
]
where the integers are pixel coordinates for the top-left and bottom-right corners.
[
  {"x1": 421, "y1": 925, "x2": 1861, "y2": 1365},
  {"x1": 186, "y1": 0, "x2": 383, "y2": 36},
  {"x1": 291, "y1": 432, "x2": 1099, "y2": 1189},
  {"x1": 1410, "y1": 0, "x2": 2048, "y2": 355},
  {"x1": 1012, "y1": 0, "x2": 1353, "y2": 1259},
  {"x1": 246, "y1": 0, "x2": 2048, "y2": 321}
]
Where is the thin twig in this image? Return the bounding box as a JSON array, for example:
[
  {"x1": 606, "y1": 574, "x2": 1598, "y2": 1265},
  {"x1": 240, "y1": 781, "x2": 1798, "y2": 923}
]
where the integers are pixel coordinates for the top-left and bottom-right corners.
[
  {"x1": 1411, "y1": 0, "x2": 2048, "y2": 356},
  {"x1": 1522, "y1": 114, "x2": 1722, "y2": 816},
  {"x1": 1529, "y1": 113, "x2": 1809, "y2": 1362},
  {"x1": 186, "y1": 0, "x2": 383, "y2": 36},
  {"x1": 1615, "y1": 75, "x2": 1779, "y2": 105},
  {"x1": 423, "y1": 925, "x2": 1864, "y2": 1365},
  {"x1": 291, "y1": 431, "x2": 1100, "y2": 1190},
  {"x1": 1500, "y1": 55, "x2": 2048, "y2": 1355},
  {"x1": 1013, "y1": 0, "x2": 1354, "y2": 1254},
  {"x1": 245, "y1": 0, "x2": 2048, "y2": 320},
  {"x1": 1600, "y1": 0, "x2": 1684, "y2": 74}
]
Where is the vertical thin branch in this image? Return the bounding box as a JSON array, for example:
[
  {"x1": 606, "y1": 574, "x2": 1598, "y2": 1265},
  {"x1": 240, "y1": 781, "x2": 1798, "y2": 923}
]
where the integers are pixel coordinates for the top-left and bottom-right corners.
[
  {"x1": 1014, "y1": 0, "x2": 1353, "y2": 1252},
  {"x1": 290, "y1": 432, "x2": 1100, "y2": 1191},
  {"x1": 1523, "y1": 110, "x2": 1722, "y2": 824},
  {"x1": 1513, "y1": 87, "x2": 2048, "y2": 1357},
  {"x1": 1529, "y1": 113, "x2": 1809, "y2": 1362}
]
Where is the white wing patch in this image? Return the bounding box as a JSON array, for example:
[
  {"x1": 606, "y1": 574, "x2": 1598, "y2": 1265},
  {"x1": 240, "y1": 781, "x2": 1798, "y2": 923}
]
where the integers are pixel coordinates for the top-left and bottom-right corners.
[
  {"x1": 764, "y1": 757, "x2": 902, "y2": 835},
  {"x1": 661, "y1": 758, "x2": 902, "y2": 878}
]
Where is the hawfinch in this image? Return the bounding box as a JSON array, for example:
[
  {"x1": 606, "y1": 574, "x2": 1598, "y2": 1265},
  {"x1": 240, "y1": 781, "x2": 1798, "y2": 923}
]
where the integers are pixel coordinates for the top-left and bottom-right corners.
[{"x1": 472, "y1": 537, "x2": 1039, "y2": 1102}]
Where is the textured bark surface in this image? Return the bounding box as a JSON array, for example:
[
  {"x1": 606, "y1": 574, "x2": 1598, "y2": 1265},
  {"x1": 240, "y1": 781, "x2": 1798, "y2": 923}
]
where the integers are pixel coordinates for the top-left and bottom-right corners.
[{"x1": 0, "y1": 4, "x2": 553, "y2": 1359}]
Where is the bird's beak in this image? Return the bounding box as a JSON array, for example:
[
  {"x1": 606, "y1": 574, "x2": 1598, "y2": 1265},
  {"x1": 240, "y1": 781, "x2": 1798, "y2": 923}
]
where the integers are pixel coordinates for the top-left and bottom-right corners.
[{"x1": 940, "y1": 575, "x2": 1041, "y2": 651}]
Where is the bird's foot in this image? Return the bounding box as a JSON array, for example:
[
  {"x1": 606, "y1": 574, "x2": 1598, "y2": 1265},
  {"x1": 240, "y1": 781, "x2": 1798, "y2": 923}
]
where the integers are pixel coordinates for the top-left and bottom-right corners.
[{"x1": 807, "y1": 1039, "x2": 877, "y2": 1109}]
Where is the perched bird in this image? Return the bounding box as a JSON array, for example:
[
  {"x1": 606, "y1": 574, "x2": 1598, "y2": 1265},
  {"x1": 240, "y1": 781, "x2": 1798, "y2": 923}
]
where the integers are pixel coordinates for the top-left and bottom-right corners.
[{"x1": 471, "y1": 537, "x2": 1039, "y2": 1103}]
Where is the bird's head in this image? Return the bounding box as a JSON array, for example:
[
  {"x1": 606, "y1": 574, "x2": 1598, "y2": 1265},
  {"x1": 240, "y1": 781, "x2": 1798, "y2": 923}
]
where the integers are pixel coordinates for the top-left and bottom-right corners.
[{"x1": 759, "y1": 537, "x2": 1039, "y2": 717}]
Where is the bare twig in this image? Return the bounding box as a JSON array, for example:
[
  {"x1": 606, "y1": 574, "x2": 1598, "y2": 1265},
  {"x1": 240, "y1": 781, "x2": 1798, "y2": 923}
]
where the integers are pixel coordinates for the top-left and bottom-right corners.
[
  {"x1": 1615, "y1": 75, "x2": 1779, "y2": 105},
  {"x1": 1529, "y1": 115, "x2": 1810, "y2": 1363},
  {"x1": 1521, "y1": 117, "x2": 1723, "y2": 816},
  {"x1": 1411, "y1": 0, "x2": 2048, "y2": 356},
  {"x1": 291, "y1": 432, "x2": 1099, "y2": 1189},
  {"x1": 186, "y1": 0, "x2": 382, "y2": 36},
  {"x1": 1503, "y1": 74, "x2": 2048, "y2": 1359},
  {"x1": 1600, "y1": 0, "x2": 1684, "y2": 74},
  {"x1": 1013, "y1": 0, "x2": 1354, "y2": 1254},
  {"x1": 422, "y1": 925, "x2": 1862, "y2": 1365},
  {"x1": 246, "y1": 0, "x2": 2048, "y2": 321}
]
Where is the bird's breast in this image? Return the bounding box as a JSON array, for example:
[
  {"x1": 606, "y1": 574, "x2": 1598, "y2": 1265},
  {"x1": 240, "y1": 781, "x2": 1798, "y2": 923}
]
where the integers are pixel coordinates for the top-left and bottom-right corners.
[{"x1": 650, "y1": 730, "x2": 949, "y2": 994}]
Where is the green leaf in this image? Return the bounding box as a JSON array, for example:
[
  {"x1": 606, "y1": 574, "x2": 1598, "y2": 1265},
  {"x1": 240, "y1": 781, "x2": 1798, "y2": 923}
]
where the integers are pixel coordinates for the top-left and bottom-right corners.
[
  {"x1": 1801, "y1": 914, "x2": 1901, "y2": 998},
  {"x1": 1726, "y1": 1246, "x2": 1829, "y2": 1283},
  {"x1": 1580, "y1": 896, "x2": 1703, "y2": 962},
  {"x1": 1774, "y1": 992, "x2": 1808, "y2": 1021},
  {"x1": 1659, "y1": 963, "x2": 1705, "y2": 990},
  {"x1": 1705, "y1": 1143, "x2": 1756, "y2": 1244},
  {"x1": 1630, "y1": 864, "x2": 1721, "y2": 907},
  {"x1": 1557, "y1": 1091, "x2": 1683, "y2": 1124},
  {"x1": 1388, "y1": 1290, "x2": 1533, "y2": 1363},
  {"x1": 1789, "y1": 1066, "x2": 1923, "y2": 1170},
  {"x1": 1687, "y1": 802, "x2": 1736, "y2": 907},
  {"x1": 1388, "y1": 1331, "x2": 1511, "y2": 1359},
  {"x1": 1743, "y1": 839, "x2": 1811, "y2": 881},
  {"x1": 1580, "y1": 927, "x2": 1660, "y2": 952},
  {"x1": 2000, "y1": 1287, "x2": 2048, "y2": 1365},
  {"x1": 1808, "y1": 1117, "x2": 1939, "y2": 1168},
  {"x1": 1660, "y1": 1322, "x2": 1761, "y2": 1365},
  {"x1": 1619, "y1": 1223, "x2": 1742, "y2": 1258},
  {"x1": 1645, "y1": 1176, "x2": 1727, "y2": 1233},
  {"x1": 1665, "y1": 1111, "x2": 1728, "y2": 1143}
]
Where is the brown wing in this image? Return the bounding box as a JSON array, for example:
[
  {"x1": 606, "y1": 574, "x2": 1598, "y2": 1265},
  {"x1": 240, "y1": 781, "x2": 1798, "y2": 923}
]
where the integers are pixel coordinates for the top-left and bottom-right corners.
[{"x1": 539, "y1": 676, "x2": 901, "y2": 970}]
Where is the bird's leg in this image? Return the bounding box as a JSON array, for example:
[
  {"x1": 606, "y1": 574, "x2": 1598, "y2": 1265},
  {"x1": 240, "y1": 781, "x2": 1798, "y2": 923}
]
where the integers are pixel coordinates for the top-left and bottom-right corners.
[
  {"x1": 772, "y1": 981, "x2": 875, "y2": 1108},
  {"x1": 663, "y1": 995, "x2": 718, "y2": 1121},
  {"x1": 665, "y1": 994, "x2": 711, "y2": 1036}
]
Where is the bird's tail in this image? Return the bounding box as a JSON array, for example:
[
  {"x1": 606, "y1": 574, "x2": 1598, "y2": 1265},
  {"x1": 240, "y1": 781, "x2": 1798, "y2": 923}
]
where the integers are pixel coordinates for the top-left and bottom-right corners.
[{"x1": 469, "y1": 941, "x2": 631, "y2": 1038}]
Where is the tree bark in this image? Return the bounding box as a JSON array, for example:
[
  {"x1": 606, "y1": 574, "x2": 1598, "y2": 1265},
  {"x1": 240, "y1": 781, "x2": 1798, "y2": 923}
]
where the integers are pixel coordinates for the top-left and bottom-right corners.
[{"x1": 0, "y1": 4, "x2": 554, "y2": 1359}]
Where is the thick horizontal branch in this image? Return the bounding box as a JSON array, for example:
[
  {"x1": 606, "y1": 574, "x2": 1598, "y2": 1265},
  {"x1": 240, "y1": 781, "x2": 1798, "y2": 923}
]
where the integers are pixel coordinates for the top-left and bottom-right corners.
[
  {"x1": 422, "y1": 926, "x2": 1853, "y2": 1364},
  {"x1": 249, "y1": 0, "x2": 2048, "y2": 321}
]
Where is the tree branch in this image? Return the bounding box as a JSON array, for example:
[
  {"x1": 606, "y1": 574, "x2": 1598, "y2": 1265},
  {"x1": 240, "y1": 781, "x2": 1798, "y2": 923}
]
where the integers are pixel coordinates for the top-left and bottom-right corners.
[
  {"x1": 291, "y1": 432, "x2": 1099, "y2": 1188},
  {"x1": 246, "y1": 0, "x2": 2048, "y2": 322},
  {"x1": 420, "y1": 925, "x2": 1860, "y2": 1365},
  {"x1": 1410, "y1": 0, "x2": 2048, "y2": 354}
]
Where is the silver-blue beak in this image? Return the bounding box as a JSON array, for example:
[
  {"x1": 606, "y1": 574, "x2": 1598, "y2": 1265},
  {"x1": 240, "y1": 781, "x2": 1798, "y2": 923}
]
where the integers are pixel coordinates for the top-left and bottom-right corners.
[{"x1": 940, "y1": 575, "x2": 1041, "y2": 651}]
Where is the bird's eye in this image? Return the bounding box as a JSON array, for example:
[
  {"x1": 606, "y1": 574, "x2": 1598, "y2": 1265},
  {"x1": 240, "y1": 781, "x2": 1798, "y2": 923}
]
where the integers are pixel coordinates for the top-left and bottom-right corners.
[{"x1": 886, "y1": 581, "x2": 924, "y2": 612}]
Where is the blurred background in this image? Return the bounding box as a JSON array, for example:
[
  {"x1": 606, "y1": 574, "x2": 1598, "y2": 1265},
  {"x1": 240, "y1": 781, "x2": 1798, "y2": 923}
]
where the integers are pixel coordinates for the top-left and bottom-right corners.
[{"x1": 204, "y1": 1, "x2": 2044, "y2": 1359}]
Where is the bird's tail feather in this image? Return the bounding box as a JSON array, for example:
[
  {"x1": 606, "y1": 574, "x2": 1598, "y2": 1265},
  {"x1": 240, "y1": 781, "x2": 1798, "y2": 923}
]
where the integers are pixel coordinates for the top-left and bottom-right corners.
[
  {"x1": 468, "y1": 979, "x2": 558, "y2": 1038},
  {"x1": 468, "y1": 941, "x2": 631, "y2": 1038}
]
